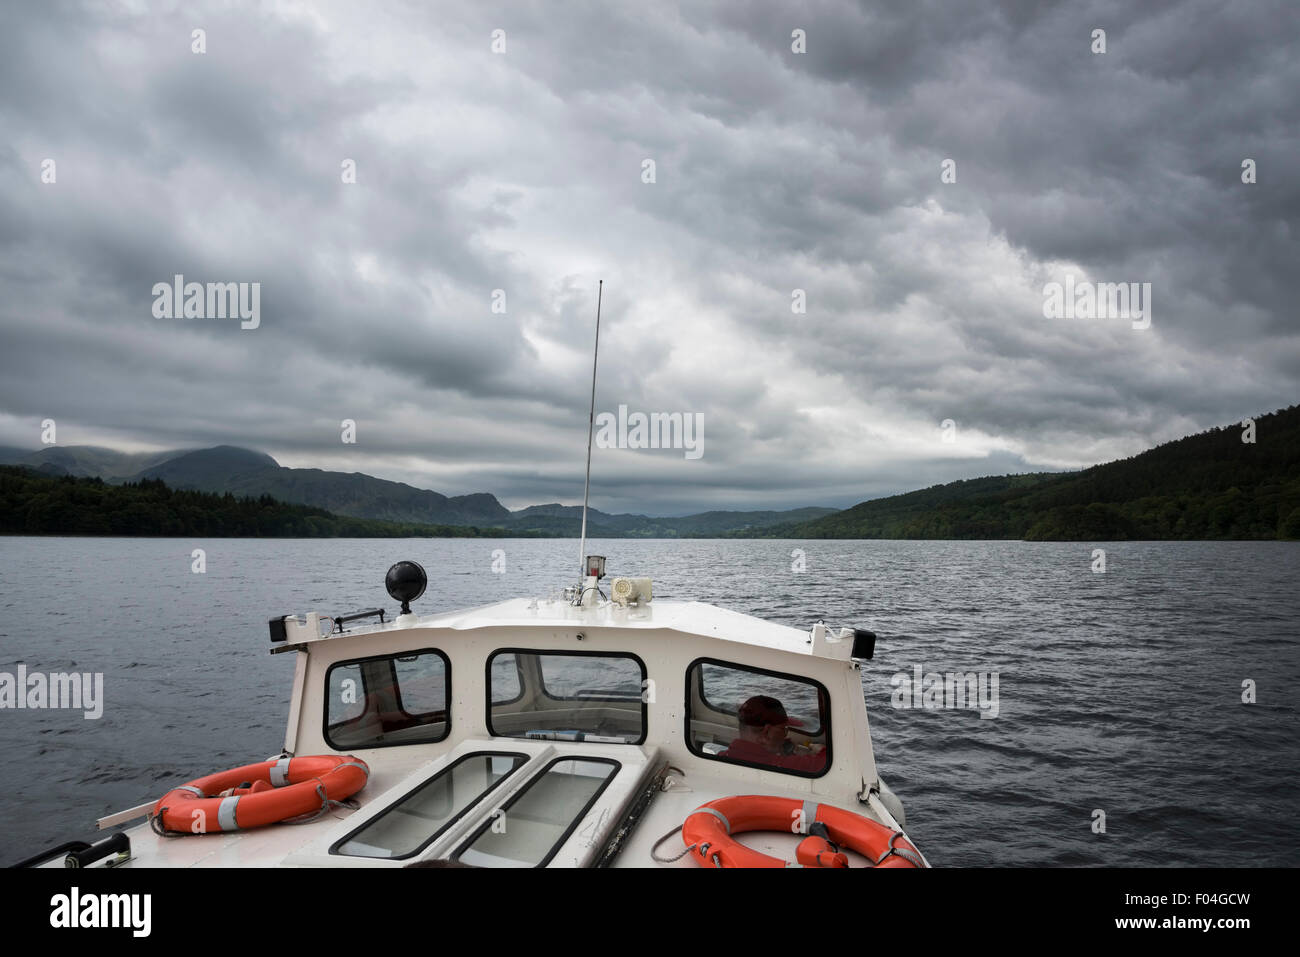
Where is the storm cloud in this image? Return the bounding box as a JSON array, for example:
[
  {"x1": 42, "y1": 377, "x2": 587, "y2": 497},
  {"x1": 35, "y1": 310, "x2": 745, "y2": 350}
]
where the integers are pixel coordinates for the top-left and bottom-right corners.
[{"x1": 1, "y1": 0, "x2": 1296, "y2": 514}]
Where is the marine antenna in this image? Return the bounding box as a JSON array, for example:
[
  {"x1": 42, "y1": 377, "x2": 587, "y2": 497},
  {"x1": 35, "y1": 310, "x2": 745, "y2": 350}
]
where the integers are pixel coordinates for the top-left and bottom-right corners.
[{"x1": 577, "y1": 279, "x2": 602, "y2": 589}]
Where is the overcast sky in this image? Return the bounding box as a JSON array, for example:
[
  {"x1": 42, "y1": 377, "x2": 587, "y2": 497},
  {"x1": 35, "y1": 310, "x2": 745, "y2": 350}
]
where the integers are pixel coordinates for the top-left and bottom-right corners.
[{"x1": 1, "y1": 0, "x2": 1296, "y2": 515}]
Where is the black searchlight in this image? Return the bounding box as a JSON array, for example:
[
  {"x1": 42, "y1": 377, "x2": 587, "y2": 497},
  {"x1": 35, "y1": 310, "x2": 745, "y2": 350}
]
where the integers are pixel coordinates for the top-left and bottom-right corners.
[{"x1": 386, "y1": 560, "x2": 427, "y2": 615}]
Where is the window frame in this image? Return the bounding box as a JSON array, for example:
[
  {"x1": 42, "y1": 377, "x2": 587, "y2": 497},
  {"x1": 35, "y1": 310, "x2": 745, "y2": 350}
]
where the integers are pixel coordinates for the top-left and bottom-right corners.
[
  {"x1": 328, "y1": 750, "x2": 528, "y2": 861},
  {"x1": 484, "y1": 648, "x2": 648, "y2": 745},
  {"x1": 450, "y1": 756, "x2": 622, "y2": 868},
  {"x1": 322, "y1": 647, "x2": 452, "y2": 751},
  {"x1": 683, "y1": 656, "x2": 833, "y2": 780}
]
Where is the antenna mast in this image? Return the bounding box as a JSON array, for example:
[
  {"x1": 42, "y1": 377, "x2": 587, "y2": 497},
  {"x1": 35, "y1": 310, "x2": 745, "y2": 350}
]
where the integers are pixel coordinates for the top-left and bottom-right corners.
[{"x1": 578, "y1": 280, "x2": 602, "y2": 582}]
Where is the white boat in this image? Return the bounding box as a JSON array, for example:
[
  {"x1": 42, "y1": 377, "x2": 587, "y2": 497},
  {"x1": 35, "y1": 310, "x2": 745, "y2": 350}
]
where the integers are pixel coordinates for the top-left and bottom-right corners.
[{"x1": 21, "y1": 557, "x2": 927, "y2": 869}]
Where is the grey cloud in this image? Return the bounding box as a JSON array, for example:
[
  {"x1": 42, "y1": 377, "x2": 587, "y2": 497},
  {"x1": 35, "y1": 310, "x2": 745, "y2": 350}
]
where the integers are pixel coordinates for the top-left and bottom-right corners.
[{"x1": 0, "y1": 0, "x2": 1296, "y2": 515}]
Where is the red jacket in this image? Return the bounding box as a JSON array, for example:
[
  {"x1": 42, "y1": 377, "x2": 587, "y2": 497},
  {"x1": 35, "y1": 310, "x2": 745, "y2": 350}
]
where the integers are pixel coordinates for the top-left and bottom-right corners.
[{"x1": 718, "y1": 738, "x2": 827, "y2": 772}]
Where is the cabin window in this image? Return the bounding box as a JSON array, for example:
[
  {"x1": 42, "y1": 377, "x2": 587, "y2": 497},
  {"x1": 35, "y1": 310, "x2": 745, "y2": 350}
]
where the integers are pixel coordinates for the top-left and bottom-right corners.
[
  {"x1": 486, "y1": 650, "x2": 646, "y2": 744},
  {"x1": 330, "y1": 752, "x2": 527, "y2": 860},
  {"x1": 452, "y1": 757, "x2": 620, "y2": 867},
  {"x1": 684, "y1": 658, "x2": 831, "y2": 777},
  {"x1": 490, "y1": 652, "x2": 524, "y2": 705},
  {"x1": 324, "y1": 649, "x2": 450, "y2": 750}
]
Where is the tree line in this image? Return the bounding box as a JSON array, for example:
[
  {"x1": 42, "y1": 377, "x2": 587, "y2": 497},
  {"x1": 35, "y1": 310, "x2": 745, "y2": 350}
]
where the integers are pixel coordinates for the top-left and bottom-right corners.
[
  {"x1": 0, "y1": 468, "x2": 523, "y2": 538},
  {"x1": 731, "y1": 405, "x2": 1300, "y2": 540}
]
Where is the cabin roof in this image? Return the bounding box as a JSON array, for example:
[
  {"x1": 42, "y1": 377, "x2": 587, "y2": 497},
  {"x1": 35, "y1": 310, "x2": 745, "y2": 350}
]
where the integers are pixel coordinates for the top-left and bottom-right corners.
[
  {"x1": 440, "y1": 598, "x2": 815, "y2": 652},
  {"x1": 275, "y1": 598, "x2": 841, "y2": 659}
]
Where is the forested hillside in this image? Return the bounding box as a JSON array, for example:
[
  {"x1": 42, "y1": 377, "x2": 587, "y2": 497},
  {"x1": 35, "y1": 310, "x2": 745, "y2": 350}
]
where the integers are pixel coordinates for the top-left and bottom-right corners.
[
  {"x1": 0, "y1": 468, "x2": 514, "y2": 538},
  {"x1": 743, "y1": 406, "x2": 1300, "y2": 540}
]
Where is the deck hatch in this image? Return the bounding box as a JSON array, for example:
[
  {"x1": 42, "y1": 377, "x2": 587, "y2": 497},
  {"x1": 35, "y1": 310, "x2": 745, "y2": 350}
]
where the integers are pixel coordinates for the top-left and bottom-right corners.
[
  {"x1": 452, "y1": 757, "x2": 620, "y2": 868},
  {"x1": 330, "y1": 751, "x2": 527, "y2": 860}
]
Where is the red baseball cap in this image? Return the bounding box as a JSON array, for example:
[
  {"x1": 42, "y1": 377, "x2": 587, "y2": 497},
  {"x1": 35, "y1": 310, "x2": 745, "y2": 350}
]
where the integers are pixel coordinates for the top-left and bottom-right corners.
[{"x1": 738, "y1": 695, "x2": 805, "y2": 728}]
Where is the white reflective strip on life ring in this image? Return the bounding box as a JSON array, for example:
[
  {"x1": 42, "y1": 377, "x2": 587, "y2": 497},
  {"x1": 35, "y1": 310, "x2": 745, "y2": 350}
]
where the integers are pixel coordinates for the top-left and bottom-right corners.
[
  {"x1": 801, "y1": 800, "x2": 819, "y2": 834},
  {"x1": 690, "y1": 806, "x2": 731, "y2": 834},
  {"x1": 217, "y1": 796, "x2": 240, "y2": 831},
  {"x1": 175, "y1": 785, "x2": 204, "y2": 797},
  {"x1": 269, "y1": 757, "x2": 292, "y2": 787}
]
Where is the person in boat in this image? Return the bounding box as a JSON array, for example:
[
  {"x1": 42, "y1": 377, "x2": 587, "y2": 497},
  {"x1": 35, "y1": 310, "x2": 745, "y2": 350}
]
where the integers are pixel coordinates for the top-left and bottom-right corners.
[{"x1": 719, "y1": 695, "x2": 827, "y2": 772}]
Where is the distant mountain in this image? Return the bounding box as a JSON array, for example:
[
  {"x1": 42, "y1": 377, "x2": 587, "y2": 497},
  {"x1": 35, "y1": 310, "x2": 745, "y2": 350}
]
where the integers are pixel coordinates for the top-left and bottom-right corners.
[
  {"x1": 0, "y1": 443, "x2": 833, "y2": 534},
  {"x1": 0, "y1": 464, "x2": 832, "y2": 540},
  {"x1": 10, "y1": 404, "x2": 1295, "y2": 540},
  {"x1": 739, "y1": 405, "x2": 1300, "y2": 540},
  {"x1": 138, "y1": 445, "x2": 278, "y2": 484},
  {"x1": 135, "y1": 447, "x2": 512, "y2": 526},
  {"x1": 665, "y1": 507, "x2": 842, "y2": 535},
  {"x1": 498, "y1": 504, "x2": 839, "y2": 537},
  {"x1": 0, "y1": 467, "x2": 514, "y2": 539},
  {"x1": 0, "y1": 445, "x2": 180, "y2": 480},
  {"x1": 503, "y1": 503, "x2": 624, "y2": 535}
]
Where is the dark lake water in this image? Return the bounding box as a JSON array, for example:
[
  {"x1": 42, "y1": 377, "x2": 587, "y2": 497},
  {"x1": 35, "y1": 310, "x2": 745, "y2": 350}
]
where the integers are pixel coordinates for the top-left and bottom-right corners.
[{"x1": 1, "y1": 537, "x2": 1296, "y2": 866}]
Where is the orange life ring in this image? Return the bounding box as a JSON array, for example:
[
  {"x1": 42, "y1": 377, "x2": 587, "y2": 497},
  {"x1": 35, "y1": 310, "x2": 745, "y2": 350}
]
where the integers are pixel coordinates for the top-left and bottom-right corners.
[
  {"x1": 150, "y1": 754, "x2": 369, "y2": 834},
  {"x1": 681, "y1": 795, "x2": 924, "y2": 868}
]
